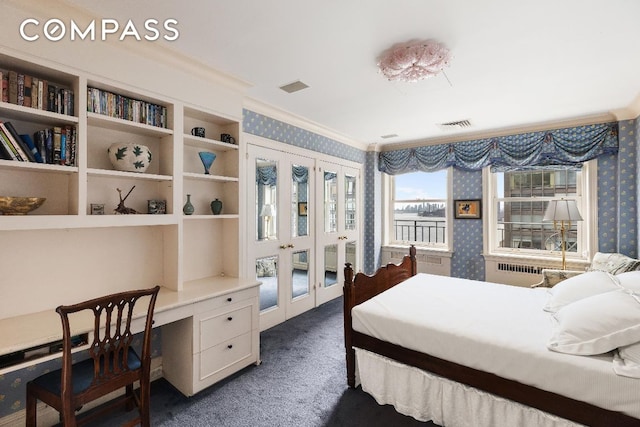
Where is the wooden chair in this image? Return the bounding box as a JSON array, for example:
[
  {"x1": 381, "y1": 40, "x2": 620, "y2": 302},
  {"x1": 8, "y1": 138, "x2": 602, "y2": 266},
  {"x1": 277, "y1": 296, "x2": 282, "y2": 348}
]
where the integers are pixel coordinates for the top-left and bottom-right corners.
[{"x1": 26, "y1": 286, "x2": 160, "y2": 427}]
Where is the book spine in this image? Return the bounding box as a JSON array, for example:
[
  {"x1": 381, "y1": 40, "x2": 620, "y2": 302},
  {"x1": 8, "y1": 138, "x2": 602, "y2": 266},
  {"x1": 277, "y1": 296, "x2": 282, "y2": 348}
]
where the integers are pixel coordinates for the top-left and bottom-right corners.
[
  {"x1": 8, "y1": 71, "x2": 17, "y2": 104},
  {"x1": 23, "y1": 74, "x2": 32, "y2": 108},
  {"x1": 1, "y1": 72, "x2": 7, "y2": 103},
  {"x1": 0, "y1": 129, "x2": 18, "y2": 160},
  {"x1": 20, "y1": 133, "x2": 43, "y2": 163},
  {"x1": 31, "y1": 77, "x2": 38, "y2": 109},
  {"x1": 3, "y1": 121, "x2": 35, "y2": 162},
  {"x1": 0, "y1": 123, "x2": 26, "y2": 161},
  {"x1": 17, "y1": 73, "x2": 24, "y2": 106},
  {"x1": 52, "y1": 126, "x2": 62, "y2": 163}
]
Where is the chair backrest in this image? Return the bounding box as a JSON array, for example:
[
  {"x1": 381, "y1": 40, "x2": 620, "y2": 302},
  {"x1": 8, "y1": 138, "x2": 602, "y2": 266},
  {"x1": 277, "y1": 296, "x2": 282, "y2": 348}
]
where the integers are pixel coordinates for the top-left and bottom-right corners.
[{"x1": 56, "y1": 286, "x2": 160, "y2": 401}]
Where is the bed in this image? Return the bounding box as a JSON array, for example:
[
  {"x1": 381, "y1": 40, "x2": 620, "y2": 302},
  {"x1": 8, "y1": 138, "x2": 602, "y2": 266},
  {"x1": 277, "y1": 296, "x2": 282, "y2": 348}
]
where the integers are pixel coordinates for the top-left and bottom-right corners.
[{"x1": 343, "y1": 246, "x2": 640, "y2": 427}]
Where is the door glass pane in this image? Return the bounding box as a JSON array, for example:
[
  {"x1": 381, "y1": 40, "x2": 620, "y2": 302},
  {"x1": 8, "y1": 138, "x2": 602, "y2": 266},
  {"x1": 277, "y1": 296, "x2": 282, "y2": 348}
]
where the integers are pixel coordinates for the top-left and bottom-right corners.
[
  {"x1": 345, "y1": 174, "x2": 357, "y2": 231},
  {"x1": 324, "y1": 171, "x2": 337, "y2": 233},
  {"x1": 324, "y1": 244, "x2": 338, "y2": 288},
  {"x1": 292, "y1": 165, "x2": 309, "y2": 238},
  {"x1": 256, "y1": 158, "x2": 277, "y2": 241},
  {"x1": 291, "y1": 250, "x2": 310, "y2": 300},
  {"x1": 257, "y1": 256, "x2": 279, "y2": 312},
  {"x1": 346, "y1": 241, "x2": 357, "y2": 272}
]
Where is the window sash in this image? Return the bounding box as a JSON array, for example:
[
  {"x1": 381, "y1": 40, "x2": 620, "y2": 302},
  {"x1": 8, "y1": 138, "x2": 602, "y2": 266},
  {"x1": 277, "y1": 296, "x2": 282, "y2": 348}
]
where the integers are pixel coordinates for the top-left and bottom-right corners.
[
  {"x1": 388, "y1": 170, "x2": 450, "y2": 248},
  {"x1": 485, "y1": 166, "x2": 589, "y2": 259}
]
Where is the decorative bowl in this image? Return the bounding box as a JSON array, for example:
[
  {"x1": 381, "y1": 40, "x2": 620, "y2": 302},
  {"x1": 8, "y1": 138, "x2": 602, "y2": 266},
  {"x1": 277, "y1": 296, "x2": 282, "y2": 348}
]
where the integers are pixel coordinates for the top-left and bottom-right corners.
[
  {"x1": 108, "y1": 143, "x2": 152, "y2": 173},
  {"x1": 0, "y1": 196, "x2": 46, "y2": 215}
]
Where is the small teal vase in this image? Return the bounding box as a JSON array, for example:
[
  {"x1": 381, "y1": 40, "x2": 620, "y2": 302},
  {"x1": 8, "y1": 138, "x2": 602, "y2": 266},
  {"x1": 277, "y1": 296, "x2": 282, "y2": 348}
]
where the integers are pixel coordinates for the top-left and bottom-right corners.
[
  {"x1": 198, "y1": 151, "x2": 217, "y2": 174},
  {"x1": 211, "y1": 198, "x2": 223, "y2": 215},
  {"x1": 183, "y1": 194, "x2": 194, "y2": 215}
]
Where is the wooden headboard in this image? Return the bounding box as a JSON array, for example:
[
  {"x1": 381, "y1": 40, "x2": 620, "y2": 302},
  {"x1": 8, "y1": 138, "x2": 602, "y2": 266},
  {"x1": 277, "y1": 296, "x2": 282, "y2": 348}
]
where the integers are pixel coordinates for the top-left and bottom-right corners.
[{"x1": 342, "y1": 245, "x2": 417, "y2": 387}]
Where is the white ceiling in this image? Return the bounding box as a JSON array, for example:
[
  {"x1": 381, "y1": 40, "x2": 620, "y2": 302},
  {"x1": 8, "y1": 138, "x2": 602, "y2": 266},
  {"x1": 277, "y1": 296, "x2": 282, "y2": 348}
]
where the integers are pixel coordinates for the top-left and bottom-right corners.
[{"x1": 66, "y1": 0, "x2": 640, "y2": 147}]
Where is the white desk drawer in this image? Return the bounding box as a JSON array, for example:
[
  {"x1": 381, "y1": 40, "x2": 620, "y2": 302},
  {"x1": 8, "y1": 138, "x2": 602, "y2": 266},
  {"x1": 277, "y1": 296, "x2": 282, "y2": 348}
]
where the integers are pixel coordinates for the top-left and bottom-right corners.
[
  {"x1": 193, "y1": 287, "x2": 258, "y2": 314},
  {"x1": 198, "y1": 305, "x2": 252, "y2": 351},
  {"x1": 198, "y1": 331, "x2": 253, "y2": 381}
]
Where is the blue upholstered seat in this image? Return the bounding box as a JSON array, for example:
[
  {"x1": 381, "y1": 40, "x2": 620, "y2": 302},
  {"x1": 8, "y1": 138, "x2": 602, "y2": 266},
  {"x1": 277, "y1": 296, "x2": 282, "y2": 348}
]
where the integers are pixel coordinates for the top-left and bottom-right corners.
[{"x1": 31, "y1": 347, "x2": 142, "y2": 396}]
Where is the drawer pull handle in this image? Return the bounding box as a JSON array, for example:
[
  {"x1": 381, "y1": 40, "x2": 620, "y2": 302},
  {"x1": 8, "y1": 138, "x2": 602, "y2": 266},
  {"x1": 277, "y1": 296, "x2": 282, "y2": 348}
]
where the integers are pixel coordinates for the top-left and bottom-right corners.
[
  {"x1": 227, "y1": 316, "x2": 233, "y2": 321},
  {"x1": 227, "y1": 297, "x2": 233, "y2": 302},
  {"x1": 227, "y1": 344, "x2": 233, "y2": 349}
]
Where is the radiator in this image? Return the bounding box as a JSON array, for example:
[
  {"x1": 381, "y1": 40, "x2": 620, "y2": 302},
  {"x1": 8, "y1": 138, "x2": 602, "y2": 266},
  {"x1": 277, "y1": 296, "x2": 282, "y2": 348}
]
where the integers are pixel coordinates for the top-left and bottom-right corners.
[
  {"x1": 381, "y1": 248, "x2": 451, "y2": 277},
  {"x1": 485, "y1": 259, "x2": 555, "y2": 287}
]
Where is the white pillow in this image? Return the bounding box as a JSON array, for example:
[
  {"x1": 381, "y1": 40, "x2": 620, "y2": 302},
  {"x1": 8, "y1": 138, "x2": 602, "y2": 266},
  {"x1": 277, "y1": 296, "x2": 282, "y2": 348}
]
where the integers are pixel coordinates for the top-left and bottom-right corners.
[
  {"x1": 613, "y1": 342, "x2": 640, "y2": 378},
  {"x1": 547, "y1": 289, "x2": 640, "y2": 355},
  {"x1": 544, "y1": 270, "x2": 620, "y2": 313},
  {"x1": 616, "y1": 271, "x2": 640, "y2": 293}
]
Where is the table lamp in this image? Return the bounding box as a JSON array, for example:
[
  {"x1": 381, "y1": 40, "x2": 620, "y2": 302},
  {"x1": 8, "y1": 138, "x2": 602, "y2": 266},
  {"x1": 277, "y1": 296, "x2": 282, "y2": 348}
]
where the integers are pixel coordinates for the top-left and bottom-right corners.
[{"x1": 543, "y1": 198, "x2": 583, "y2": 270}]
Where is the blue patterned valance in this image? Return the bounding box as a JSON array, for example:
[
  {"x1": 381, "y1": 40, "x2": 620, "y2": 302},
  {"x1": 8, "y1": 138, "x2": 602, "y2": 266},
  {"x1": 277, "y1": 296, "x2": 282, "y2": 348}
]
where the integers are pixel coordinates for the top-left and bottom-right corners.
[{"x1": 379, "y1": 122, "x2": 618, "y2": 174}]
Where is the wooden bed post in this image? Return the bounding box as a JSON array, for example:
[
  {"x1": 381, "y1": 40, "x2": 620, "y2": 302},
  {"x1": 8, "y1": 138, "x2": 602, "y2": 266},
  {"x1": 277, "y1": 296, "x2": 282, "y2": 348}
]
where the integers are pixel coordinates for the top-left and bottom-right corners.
[{"x1": 343, "y1": 262, "x2": 357, "y2": 388}]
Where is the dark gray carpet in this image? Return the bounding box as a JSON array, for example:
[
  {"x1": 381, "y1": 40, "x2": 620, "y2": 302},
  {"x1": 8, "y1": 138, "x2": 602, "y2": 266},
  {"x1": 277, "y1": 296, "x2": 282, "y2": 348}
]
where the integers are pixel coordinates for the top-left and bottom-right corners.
[{"x1": 90, "y1": 297, "x2": 437, "y2": 426}]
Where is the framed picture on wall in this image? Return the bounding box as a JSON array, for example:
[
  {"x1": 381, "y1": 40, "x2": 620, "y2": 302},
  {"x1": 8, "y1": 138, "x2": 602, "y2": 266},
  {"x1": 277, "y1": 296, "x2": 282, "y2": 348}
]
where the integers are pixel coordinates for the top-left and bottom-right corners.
[
  {"x1": 454, "y1": 199, "x2": 481, "y2": 219},
  {"x1": 298, "y1": 202, "x2": 308, "y2": 216}
]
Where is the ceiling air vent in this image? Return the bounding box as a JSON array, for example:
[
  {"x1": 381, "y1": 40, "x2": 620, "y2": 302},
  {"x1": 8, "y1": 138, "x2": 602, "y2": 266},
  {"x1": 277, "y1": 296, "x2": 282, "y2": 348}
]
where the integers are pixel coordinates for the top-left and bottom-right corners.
[
  {"x1": 438, "y1": 119, "x2": 472, "y2": 131},
  {"x1": 279, "y1": 80, "x2": 309, "y2": 93},
  {"x1": 380, "y1": 133, "x2": 398, "y2": 139}
]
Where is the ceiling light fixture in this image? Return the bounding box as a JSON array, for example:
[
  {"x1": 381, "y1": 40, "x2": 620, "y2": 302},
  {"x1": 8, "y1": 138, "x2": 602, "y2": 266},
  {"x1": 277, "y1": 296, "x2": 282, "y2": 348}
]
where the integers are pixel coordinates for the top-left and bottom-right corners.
[{"x1": 377, "y1": 39, "x2": 451, "y2": 82}]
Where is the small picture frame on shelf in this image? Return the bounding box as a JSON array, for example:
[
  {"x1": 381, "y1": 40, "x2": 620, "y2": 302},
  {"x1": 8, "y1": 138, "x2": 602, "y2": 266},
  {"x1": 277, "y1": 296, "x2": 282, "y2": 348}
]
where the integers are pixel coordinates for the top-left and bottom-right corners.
[
  {"x1": 90, "y1": 204, "x2": 105, "y2": 215},
  {"x1": 298, "y1": 202, "x2": 308, "y2": 217},
  {"x1": 148, "y1": 199, "x2": 166, "y2": 214},
  {"x1": 454, "y1": 199, "x2": 481, "y2": 219}
]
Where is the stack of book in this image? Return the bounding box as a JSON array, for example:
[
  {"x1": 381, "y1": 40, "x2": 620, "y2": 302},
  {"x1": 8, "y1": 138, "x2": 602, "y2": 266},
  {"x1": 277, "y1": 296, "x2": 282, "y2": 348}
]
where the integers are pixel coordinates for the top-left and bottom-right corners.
[
  {"x1": 0, "y1": 69, "x2": 74, "y2": 116},
  {"x1": 87, "y1": 87, "x2": 167, "y2": 128},
  {"x1": 0, "y1": 120, "x2": 77, "y2": 166}
]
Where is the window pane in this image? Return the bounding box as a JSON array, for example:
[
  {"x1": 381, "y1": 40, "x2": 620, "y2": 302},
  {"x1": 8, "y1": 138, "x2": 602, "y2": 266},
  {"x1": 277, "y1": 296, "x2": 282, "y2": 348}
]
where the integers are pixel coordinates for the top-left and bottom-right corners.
[
  {"x1": 256, "y1": 158, "x2": 277, "y2": 241},
  {"x1": 324, "y1": 171, "x2": 337, "y2": 233},
  {"x1": 495, "y1": 169, "x2": 580, "y2": 254},
  {"x1": 257, "y1": 256, "x2": 278, "y2": 311},
  {"x1": 392, "y1": 170, "x2": 448, "y2": 245}
]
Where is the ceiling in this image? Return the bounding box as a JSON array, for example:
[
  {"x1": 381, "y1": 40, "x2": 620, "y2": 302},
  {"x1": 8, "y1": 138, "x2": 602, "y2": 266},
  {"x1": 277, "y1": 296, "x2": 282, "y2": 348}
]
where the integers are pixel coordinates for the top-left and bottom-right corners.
[{"x1": 65, "y1": 0, "x2": 640, "y2": 148}]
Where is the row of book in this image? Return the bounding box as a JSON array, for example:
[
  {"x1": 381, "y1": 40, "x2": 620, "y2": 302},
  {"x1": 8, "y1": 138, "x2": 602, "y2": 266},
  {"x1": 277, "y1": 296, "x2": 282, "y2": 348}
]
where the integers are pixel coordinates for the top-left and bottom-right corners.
[
  {"x1": 0, "y1": 70, "x2": 75, "y2": 116},
  {"x1": 87, "y1": 87, "x2": 168, "y2": 129},
  {"x1": 0, "y1": 120, "x2": 77, "y2": 166}
]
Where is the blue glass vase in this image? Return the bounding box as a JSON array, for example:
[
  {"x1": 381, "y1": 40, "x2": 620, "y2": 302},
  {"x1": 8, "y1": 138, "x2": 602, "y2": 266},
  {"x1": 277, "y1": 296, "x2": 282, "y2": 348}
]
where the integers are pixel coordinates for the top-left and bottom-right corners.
[{"x1": 198, "y1": 151, "x2": 217, "y2": 175}]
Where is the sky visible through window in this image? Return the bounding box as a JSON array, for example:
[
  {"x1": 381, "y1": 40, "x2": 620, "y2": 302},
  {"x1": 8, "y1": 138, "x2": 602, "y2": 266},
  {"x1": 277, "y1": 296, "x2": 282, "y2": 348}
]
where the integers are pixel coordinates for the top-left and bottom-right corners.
[{"x1": 395, "y1": 170, "x2": 447, "y2": 200}]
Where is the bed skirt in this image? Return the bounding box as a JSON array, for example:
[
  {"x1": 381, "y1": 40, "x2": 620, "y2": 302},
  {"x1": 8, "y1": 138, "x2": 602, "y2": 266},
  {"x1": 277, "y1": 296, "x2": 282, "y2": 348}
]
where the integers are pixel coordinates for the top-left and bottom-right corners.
[{"x1": 355, "y1": 348, "x2": 583, "y2": 427}]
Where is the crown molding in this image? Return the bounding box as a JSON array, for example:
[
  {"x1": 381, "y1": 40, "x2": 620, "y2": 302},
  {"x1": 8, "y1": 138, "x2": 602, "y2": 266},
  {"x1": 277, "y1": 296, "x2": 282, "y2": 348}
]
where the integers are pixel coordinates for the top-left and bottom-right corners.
[
  {"x1": 243, "y1": 97, "x2": 368, "y2": 152},
  {"x1": 6, "y1": 0, "x2": 251, "y2": 94}
]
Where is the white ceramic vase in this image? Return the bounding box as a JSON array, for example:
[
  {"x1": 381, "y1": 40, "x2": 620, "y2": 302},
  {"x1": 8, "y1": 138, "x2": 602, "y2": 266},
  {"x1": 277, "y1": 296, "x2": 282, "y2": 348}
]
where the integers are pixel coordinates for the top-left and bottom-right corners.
[{"x1": 108, "y1": 142, "x2": 152, "y2": 173}]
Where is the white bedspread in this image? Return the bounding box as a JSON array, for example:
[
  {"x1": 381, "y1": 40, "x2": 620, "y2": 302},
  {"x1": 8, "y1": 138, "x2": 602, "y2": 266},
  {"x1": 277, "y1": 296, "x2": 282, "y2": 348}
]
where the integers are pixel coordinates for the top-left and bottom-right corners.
[{"x1": 351, "y1": 273, "x2": 640, "y2": 419}]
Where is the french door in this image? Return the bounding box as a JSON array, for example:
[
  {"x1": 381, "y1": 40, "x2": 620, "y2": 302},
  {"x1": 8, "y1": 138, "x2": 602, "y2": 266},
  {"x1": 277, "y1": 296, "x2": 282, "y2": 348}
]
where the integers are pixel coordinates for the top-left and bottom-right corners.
[
  {"x1": 248, "y1": 144, "x2": 315, "y2": 331},
  {"x1": 315, "y1": 160, "x2": 360, "y2": 305}
]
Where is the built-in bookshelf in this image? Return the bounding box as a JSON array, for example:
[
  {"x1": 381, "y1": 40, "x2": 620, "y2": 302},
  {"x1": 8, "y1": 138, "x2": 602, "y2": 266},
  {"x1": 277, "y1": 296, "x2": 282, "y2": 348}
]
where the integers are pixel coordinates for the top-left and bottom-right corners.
[{"x1": 0, "y1": 49, "x2": 243, "y2": 307}]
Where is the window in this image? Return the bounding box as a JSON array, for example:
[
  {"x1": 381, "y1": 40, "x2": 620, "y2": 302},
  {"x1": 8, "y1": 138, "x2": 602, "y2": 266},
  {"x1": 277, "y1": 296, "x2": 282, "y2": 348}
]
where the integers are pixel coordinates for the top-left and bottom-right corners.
[
  {"x1": 484, "y1": 161, "x2": 595, "y2": 259},
  {"x1": 388, "y1": 169, "x2": 450, "y2": 248}
]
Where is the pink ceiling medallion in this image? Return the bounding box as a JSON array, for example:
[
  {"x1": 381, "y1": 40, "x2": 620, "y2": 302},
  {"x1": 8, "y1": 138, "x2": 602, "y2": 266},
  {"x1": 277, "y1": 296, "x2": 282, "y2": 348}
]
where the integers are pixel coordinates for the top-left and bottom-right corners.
[{"x1": 377, "y1": 39, "x2": 451, "y2": 82}]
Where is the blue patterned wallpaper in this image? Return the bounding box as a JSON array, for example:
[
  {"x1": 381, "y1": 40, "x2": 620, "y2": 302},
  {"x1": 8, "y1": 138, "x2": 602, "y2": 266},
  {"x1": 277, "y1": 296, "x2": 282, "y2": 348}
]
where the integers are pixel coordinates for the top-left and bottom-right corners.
[
  {"x1": 617, "y1": 119, "x2": 638, "y2": 257},
  {"x1": 243, "y1": 110, "x2": 365, "y2": 164},
  {"x1": 451, "y1": 169, "x2": 485, "y2": 280},
  {"x1": 598, "y1": 119, "x2": 638, "y2": 257}
]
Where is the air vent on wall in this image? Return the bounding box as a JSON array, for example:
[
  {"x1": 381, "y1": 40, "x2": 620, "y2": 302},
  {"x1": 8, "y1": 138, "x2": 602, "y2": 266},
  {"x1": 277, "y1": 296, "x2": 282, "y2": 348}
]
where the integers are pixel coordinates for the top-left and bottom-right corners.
[
  {"x1": 437, "y1": 119, "x2": 472, "y2": 131},
  {"x1": 279, "y1": 80, "x2": 309, "y2": 93},
  {"x1": 380, "y1": 133, "x2": 398, "y2": 139}
]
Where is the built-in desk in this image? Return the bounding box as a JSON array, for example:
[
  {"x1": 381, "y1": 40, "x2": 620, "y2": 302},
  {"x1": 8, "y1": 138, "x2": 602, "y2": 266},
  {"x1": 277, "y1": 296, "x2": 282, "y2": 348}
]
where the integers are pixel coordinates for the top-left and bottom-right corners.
[{"x1": 0, "y1": 277, "x2": 261, "y2": 397}]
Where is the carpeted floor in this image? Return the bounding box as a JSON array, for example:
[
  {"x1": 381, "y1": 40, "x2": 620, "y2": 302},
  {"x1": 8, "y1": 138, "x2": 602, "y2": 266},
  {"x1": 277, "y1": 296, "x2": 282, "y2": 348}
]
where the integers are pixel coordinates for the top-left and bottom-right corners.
[{"x1": 90, "y1": 296, "x2": 437, "y2": 426}]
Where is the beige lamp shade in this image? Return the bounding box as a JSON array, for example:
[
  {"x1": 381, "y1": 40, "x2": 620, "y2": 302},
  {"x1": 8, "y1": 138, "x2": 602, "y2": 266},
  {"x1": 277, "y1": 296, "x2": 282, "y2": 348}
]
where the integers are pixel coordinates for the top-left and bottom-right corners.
[{"x1": 543, "y1": 199, "x2": 583, "y2": 222}]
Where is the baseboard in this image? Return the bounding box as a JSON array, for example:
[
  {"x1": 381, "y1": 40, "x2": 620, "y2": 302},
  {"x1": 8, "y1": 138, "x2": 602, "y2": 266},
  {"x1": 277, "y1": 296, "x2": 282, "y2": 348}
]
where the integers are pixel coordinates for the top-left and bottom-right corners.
[{"x1": 0, "y1": 357, "x2": 163, "y2": 427}]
